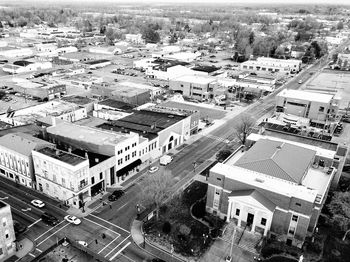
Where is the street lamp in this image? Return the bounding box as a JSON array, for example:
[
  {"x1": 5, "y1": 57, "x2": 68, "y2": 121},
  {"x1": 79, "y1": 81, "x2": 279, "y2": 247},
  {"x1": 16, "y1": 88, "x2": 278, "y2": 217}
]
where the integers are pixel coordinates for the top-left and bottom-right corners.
[{"x1": 143, "y1": 232, "x2": 147, "y2": 248}]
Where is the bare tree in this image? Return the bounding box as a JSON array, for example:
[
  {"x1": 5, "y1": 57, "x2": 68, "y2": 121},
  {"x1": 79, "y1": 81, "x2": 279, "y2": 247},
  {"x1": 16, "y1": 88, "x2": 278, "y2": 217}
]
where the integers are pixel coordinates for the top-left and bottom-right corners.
[
  {"x1": 139, "y1": 169, "x2": 174, "y2": 220},
  {"x1": 233, "y1": 114, "x2": 255, "y2": 145}
]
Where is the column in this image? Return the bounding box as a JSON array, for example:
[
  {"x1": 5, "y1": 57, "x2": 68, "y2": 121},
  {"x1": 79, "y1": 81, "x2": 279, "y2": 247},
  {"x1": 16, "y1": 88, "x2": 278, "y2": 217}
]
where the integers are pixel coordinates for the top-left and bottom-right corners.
[
  {"x1": 251, "y1": 211, "x2": 257, "y2": 233},
  {"x1": 226, "y1": 200, "x2": 232, "y2": 222}
]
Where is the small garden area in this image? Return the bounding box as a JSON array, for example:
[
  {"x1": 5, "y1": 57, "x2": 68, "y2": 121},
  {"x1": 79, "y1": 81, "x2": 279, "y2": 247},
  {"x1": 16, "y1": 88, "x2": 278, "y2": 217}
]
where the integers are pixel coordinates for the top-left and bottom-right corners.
[{"x1": 143, "y1": 181, "x2": 225, "y2": 258}]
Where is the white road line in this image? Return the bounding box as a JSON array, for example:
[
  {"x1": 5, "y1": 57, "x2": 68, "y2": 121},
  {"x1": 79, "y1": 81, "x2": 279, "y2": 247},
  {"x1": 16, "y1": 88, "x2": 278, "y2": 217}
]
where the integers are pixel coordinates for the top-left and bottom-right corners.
[
  {"x1": 105, "y1": 235, "x2": 130, "y2": 258},
  {"x1": 97, "y1": 236, "x2": 120, "y2": 254},
  {"x1": 11, "y1": 206, "x2": 37, "y2": 221},
  {"x1": 109, "y1": 242, "x2": 131, "y2": 261},
  {"x1": 84, "y1": 217, "x2": 121, "y2": 237},
  {"x1": 36, "y1": 248, "x2": 42, "y2": 253},
  {"x1": 29, "y1": 253, "x2": 36, "y2": 257},
  {"x1": 28, "y1": 218, "x2": 42, "y2": 228},
  {"x1": 34, "y1": 220, "x2": 66, "y2": 241},
  {"x1": 116, "y1": 202, "x2": 128, "y2": 211},
  {"x1": 89, "y1": 214, "x2": 130, "y2": 234},
  {"x1": 37, "y1": 223, "x2": 69, "y2": 246}
]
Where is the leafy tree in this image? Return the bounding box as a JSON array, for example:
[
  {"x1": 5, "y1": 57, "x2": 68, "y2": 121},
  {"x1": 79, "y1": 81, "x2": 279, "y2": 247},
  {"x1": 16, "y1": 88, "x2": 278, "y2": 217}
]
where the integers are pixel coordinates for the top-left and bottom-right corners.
[
  {"x1": 327, "y1": 191, "x2": 350, "y2": 232},
  {"x1": 105, "y1": 28, "x2": 116, "y2": 45},
  {"x1": 139, "y1": 170, "x2": 173, "y2": 220},
  {"x1": 336, "y1": 21, "x2": 344, "y2": 30},
  {"x1": 216, "y1": 149, "x2": 233, "y2": 163},
  {"x1": 141, "y1": 25, "x2": 160, "y2": 44},
  {"x1": 233, "y1": 114, "x2": 255, "y2": 145},
  {"x1": 17, "y1": 16, "x2": 27, "y2": 27}
]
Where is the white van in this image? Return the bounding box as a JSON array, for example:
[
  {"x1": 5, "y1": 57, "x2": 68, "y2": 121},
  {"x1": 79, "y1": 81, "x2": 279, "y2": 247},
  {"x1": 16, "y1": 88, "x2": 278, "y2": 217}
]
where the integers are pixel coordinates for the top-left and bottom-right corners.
[{"x1": 160, "y1": 155, "x2": 173, "y2": 166}]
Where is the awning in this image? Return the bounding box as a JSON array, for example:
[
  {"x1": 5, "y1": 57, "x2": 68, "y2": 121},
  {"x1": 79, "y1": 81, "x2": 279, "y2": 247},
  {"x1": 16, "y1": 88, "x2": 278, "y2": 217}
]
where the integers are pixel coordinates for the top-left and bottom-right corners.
[{"x1": 116, "y1": 159, "x2": 142, "y2": 177}]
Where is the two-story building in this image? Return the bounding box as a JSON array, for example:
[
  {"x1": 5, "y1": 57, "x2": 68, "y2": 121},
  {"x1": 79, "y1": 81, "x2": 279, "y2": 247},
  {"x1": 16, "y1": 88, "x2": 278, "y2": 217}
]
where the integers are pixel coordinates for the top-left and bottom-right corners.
[
  {"x1": 240, "y1": 57, "x2": 302, "y2": 75},
  {"x1": 32, "y1": 147, "x2": 90, "y2": 208},
  {"x1": 276, "y1": 89, "x2": 339, "y2": 123},
  {"x1": 206, "y1": 136, "x2": 336, "y2": 247}
]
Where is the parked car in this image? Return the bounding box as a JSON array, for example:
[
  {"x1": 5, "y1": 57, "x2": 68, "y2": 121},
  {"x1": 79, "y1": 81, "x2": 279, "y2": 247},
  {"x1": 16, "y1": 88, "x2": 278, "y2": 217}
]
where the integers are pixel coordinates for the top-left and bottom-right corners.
[
  {"x1": 298, "y1": 80, "x2": 303, "y2": 84},
  {"x1": 77, "y1": 240, "x2": 88, "y2": 247},
  {"x1": 41, "y1": 212, "x2": 59, "y2": 226},
  {"x1": 149, "y1": 166, "x2": 159, "y2": 173},
  {"x1": 31, "y1": 199, "x2": 45, "y2": 208},
  {"x1": 64, "y1": 215, "x2": 81, "y2": 225},
  {"x1": 108, "y1": 189, "x2": 125, "y2": 201}
]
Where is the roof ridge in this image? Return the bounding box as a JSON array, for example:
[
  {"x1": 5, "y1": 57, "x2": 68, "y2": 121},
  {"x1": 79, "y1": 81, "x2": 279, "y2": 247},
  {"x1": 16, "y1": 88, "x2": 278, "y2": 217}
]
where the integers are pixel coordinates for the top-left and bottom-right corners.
[{"x1": 271, "y1": 158, "x2": 297, "y2": 183}]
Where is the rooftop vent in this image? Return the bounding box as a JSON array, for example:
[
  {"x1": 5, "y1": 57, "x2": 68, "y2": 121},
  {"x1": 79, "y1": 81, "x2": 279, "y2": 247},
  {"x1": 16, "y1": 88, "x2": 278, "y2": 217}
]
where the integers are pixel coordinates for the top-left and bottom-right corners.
[{"x1": 255, "y1": 178, "x2": 264, "y2": 183}]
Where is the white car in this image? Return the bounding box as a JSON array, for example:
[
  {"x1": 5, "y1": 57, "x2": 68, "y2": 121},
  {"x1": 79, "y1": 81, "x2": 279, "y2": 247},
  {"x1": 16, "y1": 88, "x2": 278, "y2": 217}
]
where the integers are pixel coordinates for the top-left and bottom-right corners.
[
  {"x1": 77, "y1": 240, "x2": 88, "y2": 247},
  {"x1": 225, "y1": 256, "x2": 232, "y2": 262},
  {"x1": 31, "y1": 199, "x2": 45, "y2": 208},
  {"x1": 149, "y1": 166, "x2": 159, "y2": 173},
  {"x1": 64, "y1": 215, "x2": 81, "y2": 225}
]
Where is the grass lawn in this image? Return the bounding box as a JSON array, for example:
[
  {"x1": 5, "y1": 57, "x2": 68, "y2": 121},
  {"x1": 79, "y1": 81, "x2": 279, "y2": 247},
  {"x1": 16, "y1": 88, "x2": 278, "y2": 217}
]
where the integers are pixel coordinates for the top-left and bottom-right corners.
[{"x1": 143, "y1": 181, "x2": 225, "y2": 258}]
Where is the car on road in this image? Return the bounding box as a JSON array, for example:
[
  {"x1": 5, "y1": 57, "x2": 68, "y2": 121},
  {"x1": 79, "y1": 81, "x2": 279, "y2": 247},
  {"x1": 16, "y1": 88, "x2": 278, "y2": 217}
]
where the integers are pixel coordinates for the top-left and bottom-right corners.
[
  {"x1": 64, "y1": 215, "x2": 81, "y2": 225},
  {"x1": 41, "y1": 212, "x2": 59, "y2": 226},
  {"x1": 298, "y1": 80, "x2": 303, "y2": 84},
  {"x1": 149, "y1": 166, "x2": 159, "y2": 173},
  {"x1": 77, "y1": 240, "x2": 88, "y2": 247},
  {"x1": 108, "y1": 189, "x2": 125, "y2": 201},
  {"x1": 13, "y1": 220, "x2": 27, "y2": 235},
  {"x1": 31, "y1": 199, "x2": 45, "y2": 208}
]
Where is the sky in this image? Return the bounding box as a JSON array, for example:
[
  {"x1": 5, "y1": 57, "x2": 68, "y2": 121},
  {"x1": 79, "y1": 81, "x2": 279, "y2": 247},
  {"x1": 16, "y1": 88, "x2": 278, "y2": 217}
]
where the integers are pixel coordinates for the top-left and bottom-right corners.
[{"x1": 3, "y1": 0, "x2": 350, "y2": 4}]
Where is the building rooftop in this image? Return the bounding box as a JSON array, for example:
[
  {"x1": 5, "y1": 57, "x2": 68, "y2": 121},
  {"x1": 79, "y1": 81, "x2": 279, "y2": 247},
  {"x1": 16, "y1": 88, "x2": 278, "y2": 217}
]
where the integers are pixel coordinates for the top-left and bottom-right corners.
[
  {"x1": 119, "y1": 81, "x2": 161, "y2": 92},
  {"x1": 98, "y1": 99, "x2": 136, "y2": 112},
  {"x1": 36, "y1": 146, "x2": 87, "y2": 166},
  {"x1": 211, "y1": 163, "x2": 318, "y2": 203},
  {"x1": 70, "y1": 148, "x2": 110, "y2": 168},
  {"x1": 0, "y1": 124, "x2": 43, "y2": 137},
  {"x1": 277, "y1": 89, "x2": 334, "y2": 104},
  {"x1": 235, "y1": 139, "x2": 316, "y2": 184},
  {"x1": 0, "y1": 132, "x2": 52, "y2": 156},
  {"x1": 61, "y1": 95, "x2": 95, "y2": 105},
  {"x1": 98, "y1": 123, "x2": 157, "y2": 141},
  {"x1": 47, "y1": 121, "x2": 137, "y2": 147},
  {"x1": 172, "y1": 74, "x2": 216, "y2": 85},
  {"x1": 113, "y1": 110, "x2": 187, "y2": 131},
  {"x1": 84, "y1": 59, "x2": 110, "y2": 65},
  {"x1": 229, "y1": 189, "x2": 276, "y2": 212}
]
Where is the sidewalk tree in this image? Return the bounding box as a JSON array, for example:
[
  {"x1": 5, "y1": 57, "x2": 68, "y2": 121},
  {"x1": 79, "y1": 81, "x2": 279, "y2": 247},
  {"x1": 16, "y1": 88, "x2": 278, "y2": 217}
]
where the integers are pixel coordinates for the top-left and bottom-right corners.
[
  {"x1": 216, "y1": 149, "x2": 233, "y2": 163},
  {"x1": 139, "y1": 170, "x2": 173, "y2": 220},
  {"x1": 233, "y1": 114, "x2": 255, "y2": 145},
  {"x1": 327, "y1": 191, "x2": 350, "y2": 232}
]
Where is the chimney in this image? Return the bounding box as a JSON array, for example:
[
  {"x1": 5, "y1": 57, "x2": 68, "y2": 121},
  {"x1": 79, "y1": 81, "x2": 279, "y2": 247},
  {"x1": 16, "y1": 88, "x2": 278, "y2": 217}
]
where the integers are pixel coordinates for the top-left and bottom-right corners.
[{"x1": 51, "y1": 117, "x2": 56, "y2": 127}]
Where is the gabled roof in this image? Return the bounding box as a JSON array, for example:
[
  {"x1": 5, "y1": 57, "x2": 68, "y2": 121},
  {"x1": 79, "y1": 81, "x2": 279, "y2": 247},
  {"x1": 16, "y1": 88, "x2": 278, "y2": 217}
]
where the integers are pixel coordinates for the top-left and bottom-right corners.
[
  {"x1": 229, "y1": 189, "x2": 276, "y2": 212},
  {"x1": 0, "y1": 132, "x2": 52, "y2": 156},
  {"x1": 235, "y1": 139, "x2": 315, "y2": 184}
]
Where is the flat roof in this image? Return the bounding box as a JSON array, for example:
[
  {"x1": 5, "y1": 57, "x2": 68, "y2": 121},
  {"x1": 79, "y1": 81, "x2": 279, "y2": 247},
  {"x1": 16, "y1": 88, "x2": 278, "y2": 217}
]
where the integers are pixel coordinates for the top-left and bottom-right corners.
[
  {"x1": 114, "y1": 110, "x2": 186, "y2": 130},
  {"x1": 47, "y1": 121, "x2": 137, "y2": 146},
  {"x1": 172, "y1": 74, "x2": 216, "y2": 85},
  {"x1": 71, "y1": 148, "x2": 111, "y2": 168},
  {"x1": 98, "y1": 123, "x2": 157, "y2": 140},
  {"x1": 84, "y1": 59, "x2": 110, "y2": 65},
  {"x1": 36, "y1": 146, "x2": 87, "y2": 166},
  {"x1": 277, "y1": 89, "x2": 334, "y2": 104},
  {"x1": 61, "y1": 95, "x2": 95, "y2": 105},
  {"x1": 119, "y1": 81, "x2": 161, "y2": 91},
  {"x1": 98, "y1": 99, "x2": 136, "y2": 111}
]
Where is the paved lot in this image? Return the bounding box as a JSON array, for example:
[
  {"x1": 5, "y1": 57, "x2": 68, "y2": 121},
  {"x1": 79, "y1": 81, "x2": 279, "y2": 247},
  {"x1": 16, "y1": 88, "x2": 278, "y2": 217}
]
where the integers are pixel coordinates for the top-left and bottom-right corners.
[{"x1": 39, "y1": 243, "x2": 95, "y2": 262}]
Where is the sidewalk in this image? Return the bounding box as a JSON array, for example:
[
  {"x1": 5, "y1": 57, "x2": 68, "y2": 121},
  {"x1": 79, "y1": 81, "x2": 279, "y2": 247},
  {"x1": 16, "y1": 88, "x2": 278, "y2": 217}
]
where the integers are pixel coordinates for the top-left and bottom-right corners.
[{"x1": 5, "y1": 238, "x2": 34, "y2": 262}]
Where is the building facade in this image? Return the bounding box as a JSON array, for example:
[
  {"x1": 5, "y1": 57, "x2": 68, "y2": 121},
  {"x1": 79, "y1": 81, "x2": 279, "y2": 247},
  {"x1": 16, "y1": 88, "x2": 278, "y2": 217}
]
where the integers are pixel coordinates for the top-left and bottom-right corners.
[
  {"x1": 240, "y1": 57, "x2": 302, "y2": 74},
  {"x1": 32, "y1": 147, "x2": 90, "y2": 208},
  {"x1": 0, "y1": 201, "x2": 16, "y2": 261},
  {"x1": 0, "y1": 133, "x2": 52, "y2": 188},
  {"x1": 206, "y1": 137, "x2": 336, "y2": 247}
]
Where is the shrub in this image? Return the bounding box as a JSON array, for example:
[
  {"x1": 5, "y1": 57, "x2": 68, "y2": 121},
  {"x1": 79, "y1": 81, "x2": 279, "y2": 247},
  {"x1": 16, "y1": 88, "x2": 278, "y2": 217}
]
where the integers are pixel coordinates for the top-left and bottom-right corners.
[
  {"x1": 261, "y1": 245, "x2": 283, "y2": 258},
  {"x1": 179, "y1": 224, "x2": 191, "y2": 236},
  {"x1": 162, "y1": 221, "x2": 171, "y2": 234},
  {"x1": 192, "y1": 199, "x2": 206, "y2": 218}
]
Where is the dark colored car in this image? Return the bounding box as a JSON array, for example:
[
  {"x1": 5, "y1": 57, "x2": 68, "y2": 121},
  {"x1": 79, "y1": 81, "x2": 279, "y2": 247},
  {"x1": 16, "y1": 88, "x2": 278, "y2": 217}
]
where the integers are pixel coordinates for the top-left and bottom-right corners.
[
  {"x1": 13, "y1": 220, "x2": 27, "y2": 235},
  {"x1": 41, "y1": 212, "x2": 59, "y2": 226},
  {"x1": 108, "y1": 189, "x2": 124, "y2": 201}
]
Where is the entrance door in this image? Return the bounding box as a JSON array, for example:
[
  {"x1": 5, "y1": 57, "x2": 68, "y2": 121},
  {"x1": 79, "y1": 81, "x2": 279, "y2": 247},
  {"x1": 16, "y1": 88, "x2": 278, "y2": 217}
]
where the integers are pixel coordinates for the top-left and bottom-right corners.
[
  {"x1": 247, "y1": 213, "x2": 254, "y2": 226},
  {"x1": 110, "y1": 166, "x2": 115, "y2": 185}
]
